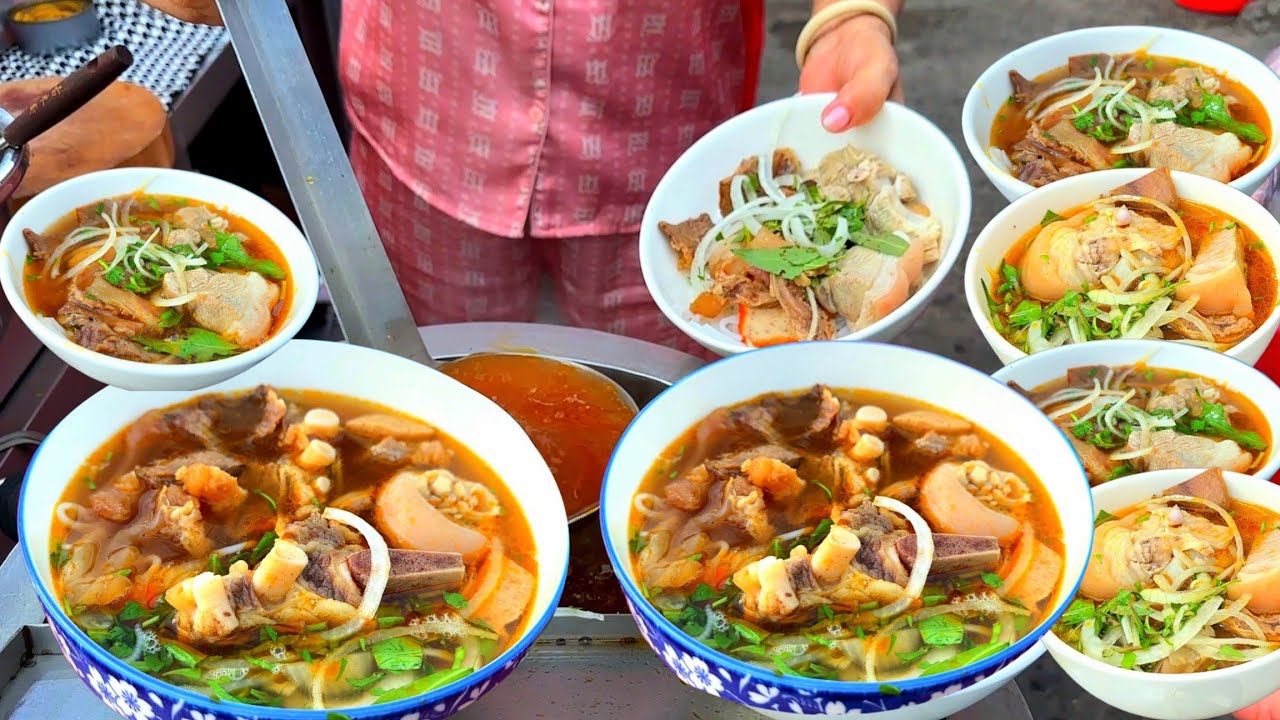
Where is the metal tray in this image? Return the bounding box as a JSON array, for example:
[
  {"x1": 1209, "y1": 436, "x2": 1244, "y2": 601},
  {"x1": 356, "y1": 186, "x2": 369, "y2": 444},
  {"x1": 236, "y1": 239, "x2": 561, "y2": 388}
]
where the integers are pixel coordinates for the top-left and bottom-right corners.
[{"x1": 0, "y1": 321, "x2": 1032, "y2": 718}]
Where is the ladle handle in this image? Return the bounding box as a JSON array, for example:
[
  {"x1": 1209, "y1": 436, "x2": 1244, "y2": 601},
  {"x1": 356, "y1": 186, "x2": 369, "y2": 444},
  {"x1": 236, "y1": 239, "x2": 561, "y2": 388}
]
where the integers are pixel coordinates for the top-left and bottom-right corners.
[{"x1": 3, "y1": 45, "x2": 134, "y2": 148}]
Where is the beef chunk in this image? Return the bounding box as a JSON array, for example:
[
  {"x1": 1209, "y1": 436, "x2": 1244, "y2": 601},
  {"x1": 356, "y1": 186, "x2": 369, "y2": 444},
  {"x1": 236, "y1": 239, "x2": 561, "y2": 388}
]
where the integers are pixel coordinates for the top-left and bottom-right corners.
[
  {"x1": 135, "y1": 450, "x2": 245, "y2": 485},
  {"x1": 706, "y1": 444, "x2": 804, "y2": 478},
  {"x1": 694, "y1": 476, "x2": 773, "y2": 543},
  {"x1": 23, "y1": 228, "x2": 57, "y2": 260},
  {"x1": 1066, "y1": 365, "x2": 1110, "y2": 388},
  {"x1": 1008, "y1": 70, "x2": 1046, "y2": 104},
  {"x1": 665, "y1": 465, "x2": 713, "y2": 512},
  {"x1": 299, "y1": 546, "x2": 363, "y2": 605},
  {"x1": 658, "y1": 214, "x2": 713, "y2": 272},
  {"x1": 1067, "y1": 53, "x2": 1113, "y2": 77},
  {"x1": 1009, "y1": 122, "x2": 1094, "y2": 187},
  {"x1": 1069, "y1": 435, "x2": 1119, "y2": 485}
]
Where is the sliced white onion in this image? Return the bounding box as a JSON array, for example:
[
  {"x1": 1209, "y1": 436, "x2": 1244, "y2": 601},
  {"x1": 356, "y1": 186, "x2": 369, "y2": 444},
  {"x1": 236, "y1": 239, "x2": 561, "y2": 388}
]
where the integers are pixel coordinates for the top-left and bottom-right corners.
[
  {"x1": 1130, "y1": 596, "x2": 1223, "y2": 666},
  {"x1": 688, "y1": 196, "x2": 773, "y2": 290},
  {"x1": 1045, "y1": 379, "x2": 1102, "y2": 419},
  {"x1": 318, "y1": 507, "x2": 389, "y2": 644},
  {"x1": 1121, "y1": 296, "x2": 1172, "y2": 340},
  {"x1": 151, "y1": 291, "x2": 200, "y2": 308},
  {"x1": 756, "y1": 154, "x2": 786, "y2": 203},
  {"x1": 871, "y1": 496, "x2": 932, "y2": 619}
]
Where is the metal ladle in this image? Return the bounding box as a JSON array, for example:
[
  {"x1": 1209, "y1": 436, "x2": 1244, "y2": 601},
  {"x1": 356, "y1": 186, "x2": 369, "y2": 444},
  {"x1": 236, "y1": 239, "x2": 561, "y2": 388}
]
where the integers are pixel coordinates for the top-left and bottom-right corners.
[{"x1": 216, "y1": 0, "x2": 638, "y2": 516}]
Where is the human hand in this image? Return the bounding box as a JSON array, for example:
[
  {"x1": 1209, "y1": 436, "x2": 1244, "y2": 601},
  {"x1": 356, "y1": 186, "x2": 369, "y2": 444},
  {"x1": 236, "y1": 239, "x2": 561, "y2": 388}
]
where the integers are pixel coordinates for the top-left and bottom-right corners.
[
  {"x1": 798, "y1": 13, "x2": 902, "y2": 133},
  {"x1": 1237, "y1": 692, "x2": 1280, "y2": 720},
  {"x1": 140, "y1": 0, "x2": 222, "y2": 26}
]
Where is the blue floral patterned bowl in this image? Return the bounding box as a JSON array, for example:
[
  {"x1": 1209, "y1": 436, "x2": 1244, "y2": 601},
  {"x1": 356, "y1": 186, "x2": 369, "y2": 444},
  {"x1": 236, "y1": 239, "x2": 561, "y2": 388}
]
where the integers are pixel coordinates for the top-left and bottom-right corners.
[
  {"x1": 20, "y1": 340, "x2": 570, "y2": 720},
  {"x1": 600, "y1": 341, "x2": 1094, "y2": 719}
]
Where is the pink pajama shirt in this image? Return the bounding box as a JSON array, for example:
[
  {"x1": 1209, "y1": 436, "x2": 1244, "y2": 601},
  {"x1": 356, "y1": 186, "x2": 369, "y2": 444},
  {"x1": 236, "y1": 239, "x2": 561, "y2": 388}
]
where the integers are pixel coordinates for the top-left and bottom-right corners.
[{"x1": 338, "y1": 0, "x2": 763, "y2": 356}]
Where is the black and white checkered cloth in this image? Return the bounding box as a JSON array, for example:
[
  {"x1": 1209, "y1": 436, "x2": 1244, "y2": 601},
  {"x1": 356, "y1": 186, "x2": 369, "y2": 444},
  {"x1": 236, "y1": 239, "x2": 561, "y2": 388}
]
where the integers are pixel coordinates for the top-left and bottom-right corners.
[{"x1": 0, "y1": 0, "x2": 228, "y2": 110}]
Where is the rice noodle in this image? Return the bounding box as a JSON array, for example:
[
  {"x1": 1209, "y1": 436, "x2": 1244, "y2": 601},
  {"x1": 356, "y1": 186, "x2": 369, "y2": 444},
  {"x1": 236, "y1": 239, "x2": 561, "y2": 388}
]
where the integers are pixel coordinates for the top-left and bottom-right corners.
[
  {"x1": 634, "y1": 493, "x2": 665, "y2": 515},
  {"x1": 56, "y1": 502, "x2": 83, "y2": 526},
  {"x1": 1043, "y1": 379, "x2": 1102, "y2": 419},
  {"x1": 318, "y1": 508, "x2": 389, "y2": 643},
  {"x1": 870, "y1": 496, "x2": 931, "y2": 619}
]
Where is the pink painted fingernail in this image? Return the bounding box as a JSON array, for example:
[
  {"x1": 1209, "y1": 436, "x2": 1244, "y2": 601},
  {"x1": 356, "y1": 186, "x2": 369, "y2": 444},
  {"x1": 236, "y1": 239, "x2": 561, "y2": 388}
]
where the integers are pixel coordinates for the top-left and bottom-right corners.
[{"x1": 822, "y1": 104, "x2": 850, "y2": 131}]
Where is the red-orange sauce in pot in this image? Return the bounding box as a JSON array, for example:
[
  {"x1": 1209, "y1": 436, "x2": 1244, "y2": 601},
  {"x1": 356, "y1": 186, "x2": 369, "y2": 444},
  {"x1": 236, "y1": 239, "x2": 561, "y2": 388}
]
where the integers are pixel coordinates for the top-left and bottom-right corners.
[{"x1": 441, "y1": 353, "x2": 637, "y2": 521}]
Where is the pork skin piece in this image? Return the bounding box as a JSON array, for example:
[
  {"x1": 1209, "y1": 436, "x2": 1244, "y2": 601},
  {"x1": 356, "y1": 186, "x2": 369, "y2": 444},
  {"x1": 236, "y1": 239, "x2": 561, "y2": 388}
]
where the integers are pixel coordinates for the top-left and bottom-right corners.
[
  {"x1": 1160, "y1": 467, "x2": 1229, "y2": 507},
  {"x1": 1109, "y1": 167, "x2": 1177, "y2": 207},
  {"x1": 161, "y1": 268, "x2": 280, "y2": 346}
]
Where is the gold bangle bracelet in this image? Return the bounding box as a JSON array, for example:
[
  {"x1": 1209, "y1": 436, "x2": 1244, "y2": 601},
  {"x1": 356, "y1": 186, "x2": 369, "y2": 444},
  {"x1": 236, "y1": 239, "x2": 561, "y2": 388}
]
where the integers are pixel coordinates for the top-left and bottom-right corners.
[{"x1": 795, "y1": 0, "x2": 897, "y2": 70}]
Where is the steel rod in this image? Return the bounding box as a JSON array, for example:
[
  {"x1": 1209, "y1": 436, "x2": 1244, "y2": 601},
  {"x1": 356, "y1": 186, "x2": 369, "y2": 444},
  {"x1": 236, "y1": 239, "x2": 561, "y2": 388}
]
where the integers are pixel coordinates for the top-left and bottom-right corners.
[{"x1": 214, "y1": 0, "x2": 433, "y2": 364}]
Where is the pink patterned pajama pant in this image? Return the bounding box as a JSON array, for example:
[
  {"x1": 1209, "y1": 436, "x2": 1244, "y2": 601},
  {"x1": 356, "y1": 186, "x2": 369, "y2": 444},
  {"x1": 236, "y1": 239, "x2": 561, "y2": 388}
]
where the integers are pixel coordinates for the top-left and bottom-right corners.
[{"x1": 349, "y1": 133, "x2": 713, "y2": 358}]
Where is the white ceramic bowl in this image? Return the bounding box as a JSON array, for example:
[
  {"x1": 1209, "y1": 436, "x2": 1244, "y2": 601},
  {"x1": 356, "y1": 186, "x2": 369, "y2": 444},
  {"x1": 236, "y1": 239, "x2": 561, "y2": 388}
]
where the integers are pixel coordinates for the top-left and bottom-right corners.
[
  {"x1": 964, "y1": 168, "x2": 1280, "y2": 366},
  {"x1": 962, "y1": 25, "x2": 1280, "y2": 202},
  {"x1": 755, "y1": 645, "x2": 1047, "y2": 720},
  {"x1": 19, "y1": 339, "x2": 569, "y2": 720},
  {"x1": 991, "y1": 339, "x2": 1280, "y2": 479},
  {"x1": 0, "y1": 167, "x2": 320, "y2": 391},
  {"x1": 1042, "y1": 469, "x2": 1280, "y2": 720},
  {"x1": 601, "y1": 341, "x2": 1093, "y2": 718},
  {"x1": 639, "y1": 94, "x2": 972, "y2": 356}
]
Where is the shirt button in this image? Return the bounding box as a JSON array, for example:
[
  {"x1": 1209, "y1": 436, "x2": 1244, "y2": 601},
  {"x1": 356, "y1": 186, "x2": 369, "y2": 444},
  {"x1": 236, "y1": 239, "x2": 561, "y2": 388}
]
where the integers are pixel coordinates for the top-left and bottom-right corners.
[
  {"x1": 529, "y1": 106, "x2": 544, "y2": 124},
  {"x1": 533, "y1": 78, "x2": 547, "y2": 91}
]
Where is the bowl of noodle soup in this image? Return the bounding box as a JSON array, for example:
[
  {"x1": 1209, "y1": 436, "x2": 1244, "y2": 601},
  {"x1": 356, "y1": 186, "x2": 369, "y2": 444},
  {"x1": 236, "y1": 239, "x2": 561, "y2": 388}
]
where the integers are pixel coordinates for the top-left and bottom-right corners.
[
  {"x1": 19, "y1": 340, "x2": 569, "y2": 720},
  {"x1": 1042, "y1": 468, "x2": 1280, "y2": 720},
  {"x1": 600, "y1": 341, "x2": 1092, "y2": 718}
]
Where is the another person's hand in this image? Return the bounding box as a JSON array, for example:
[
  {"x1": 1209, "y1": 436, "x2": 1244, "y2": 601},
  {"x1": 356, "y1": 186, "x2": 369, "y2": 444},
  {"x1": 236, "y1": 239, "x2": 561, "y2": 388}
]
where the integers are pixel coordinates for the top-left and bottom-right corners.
[
  {"x1": 140, "y1": 0, "x2": 222, "y2": 26},
  {"x1": 1238, "y1": 694, "x2": 1280, "y2": 720},
  {"x1": 799, "y1": 13, "x2": 902, "y2": 132}
]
